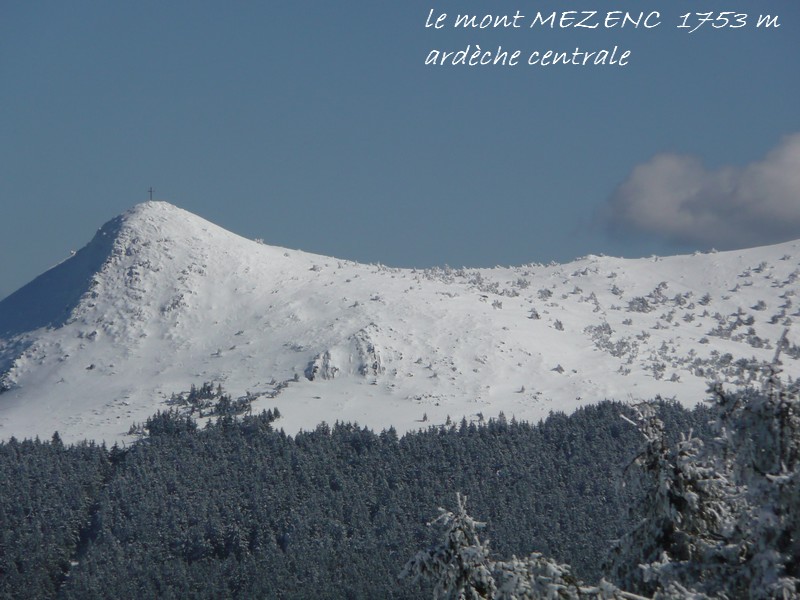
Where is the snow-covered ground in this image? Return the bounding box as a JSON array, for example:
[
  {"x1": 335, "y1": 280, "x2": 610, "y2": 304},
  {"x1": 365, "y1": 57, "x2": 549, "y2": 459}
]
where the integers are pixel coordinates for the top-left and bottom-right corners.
[{"x1": 1, "y1": 201, "x2": 798, "y2": 444}]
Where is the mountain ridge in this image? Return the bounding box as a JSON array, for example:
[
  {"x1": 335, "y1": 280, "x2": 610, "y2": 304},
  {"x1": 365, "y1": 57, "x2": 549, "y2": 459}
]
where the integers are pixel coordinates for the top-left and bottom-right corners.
[{"x1": 1, "y1": 201, "x2": 798, "y2": 443}]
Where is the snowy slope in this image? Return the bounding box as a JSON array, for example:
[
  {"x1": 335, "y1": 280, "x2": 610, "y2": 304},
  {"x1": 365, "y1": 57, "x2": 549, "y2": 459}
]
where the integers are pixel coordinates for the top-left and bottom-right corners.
[{"x1": 1, "y1": 201, "x2": 798, "y2": 444}]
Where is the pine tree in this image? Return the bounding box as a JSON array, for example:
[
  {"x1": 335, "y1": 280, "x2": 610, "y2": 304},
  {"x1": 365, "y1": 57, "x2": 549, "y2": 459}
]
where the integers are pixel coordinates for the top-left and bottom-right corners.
[
  {"x1": 705, "y1": 341, "x2": 800, "y2": 598},
  {"x1": 607, "y1": 402, "x2": 736, "y2": 597},
  {"x1": 401, "y1": 494, "x2": 630, "y2": 599},
  {"x1": 401, "y1": 493, "x2": 496, "y2": 599},
  {"x1": 609, "y1": 334, "x2": 799, "y2": 598}
]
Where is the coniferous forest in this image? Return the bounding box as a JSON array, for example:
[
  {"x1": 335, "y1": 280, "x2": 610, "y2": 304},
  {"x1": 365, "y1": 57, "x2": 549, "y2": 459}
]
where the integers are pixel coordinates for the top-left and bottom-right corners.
[{"x1": 0, "y1": 399, "x2": 706, "y2": 599}]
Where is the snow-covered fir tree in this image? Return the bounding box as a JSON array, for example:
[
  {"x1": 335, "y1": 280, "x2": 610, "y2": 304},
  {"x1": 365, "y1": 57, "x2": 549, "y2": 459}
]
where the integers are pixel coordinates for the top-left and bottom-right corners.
[
  {"x1": 400, "y1": 493, "x2": 497, "y2": 599},
  {"x1": 400, "y1": 494, "x2": 630, "y2": 599},
  {"x1": 610, "y1": 334, "x2": 799, "y2": 598},
  {"x1": 607, "y1": 402, "x2": 738, "y2": 597}
]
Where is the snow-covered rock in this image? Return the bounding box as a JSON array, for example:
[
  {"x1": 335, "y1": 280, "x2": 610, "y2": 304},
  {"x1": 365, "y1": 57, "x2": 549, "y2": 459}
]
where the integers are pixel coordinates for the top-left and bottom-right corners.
[{"x1": 0, "y1": 201, "x2": 798, "y2": 443}]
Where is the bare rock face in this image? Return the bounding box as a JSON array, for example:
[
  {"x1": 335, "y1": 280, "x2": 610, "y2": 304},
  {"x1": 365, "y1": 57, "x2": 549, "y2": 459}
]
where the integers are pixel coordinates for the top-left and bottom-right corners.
[{"x1": 305, "y1": 328, "x2": 383, "y2": 381}]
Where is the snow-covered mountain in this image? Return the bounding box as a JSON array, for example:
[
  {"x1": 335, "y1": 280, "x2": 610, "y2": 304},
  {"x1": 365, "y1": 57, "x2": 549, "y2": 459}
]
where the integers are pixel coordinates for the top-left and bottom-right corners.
[{"x1": 1, "y1": 201, "x2": 798, "y2": 443}]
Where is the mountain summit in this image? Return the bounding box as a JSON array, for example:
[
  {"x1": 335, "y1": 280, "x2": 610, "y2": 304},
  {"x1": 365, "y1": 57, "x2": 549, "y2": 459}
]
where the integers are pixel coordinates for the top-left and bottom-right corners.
[{"x1": 1, "y1": 202, "x2": 798, "y2": 443}]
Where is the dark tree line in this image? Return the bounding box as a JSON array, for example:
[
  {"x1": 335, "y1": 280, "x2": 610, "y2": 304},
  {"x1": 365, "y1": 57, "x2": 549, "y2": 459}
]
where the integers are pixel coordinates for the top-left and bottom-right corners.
[
  {"x1": 0, "y1": 400, "x2": 708, "y2": 599},
  {"x1": 0, "y1": 434, "x2": 111, "y2": 599}
]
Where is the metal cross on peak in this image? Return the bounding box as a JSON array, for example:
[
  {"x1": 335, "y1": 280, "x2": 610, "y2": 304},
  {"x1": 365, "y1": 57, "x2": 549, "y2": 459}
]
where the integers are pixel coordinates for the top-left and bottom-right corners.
[{"x1": 148, "y1": 187, "x2": 154, "y2": 200}]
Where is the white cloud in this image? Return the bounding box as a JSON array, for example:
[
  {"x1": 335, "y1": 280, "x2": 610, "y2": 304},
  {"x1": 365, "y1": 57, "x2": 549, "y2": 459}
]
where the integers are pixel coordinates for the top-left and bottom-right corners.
[{"x1": 604, "y1": 133, "x2": 800, "y2": 249}]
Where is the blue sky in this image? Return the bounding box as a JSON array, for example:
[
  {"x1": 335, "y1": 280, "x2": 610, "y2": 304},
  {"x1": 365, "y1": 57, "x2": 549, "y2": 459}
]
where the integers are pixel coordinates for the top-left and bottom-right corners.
[{"x1": 2, "y1": 0, "x2": 799, "y2": 300}]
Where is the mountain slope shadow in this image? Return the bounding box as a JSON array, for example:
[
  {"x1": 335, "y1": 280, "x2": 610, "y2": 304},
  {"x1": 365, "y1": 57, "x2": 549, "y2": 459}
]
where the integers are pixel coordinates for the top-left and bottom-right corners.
[{"x1": 0, "y1": 216, "x2": 122, "y2": 338}]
